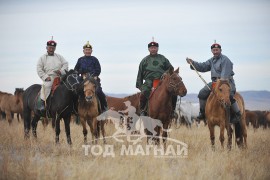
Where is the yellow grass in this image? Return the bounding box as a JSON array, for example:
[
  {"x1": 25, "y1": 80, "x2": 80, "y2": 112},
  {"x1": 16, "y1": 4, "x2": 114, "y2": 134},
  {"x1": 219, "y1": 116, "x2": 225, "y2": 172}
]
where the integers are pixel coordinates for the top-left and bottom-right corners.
[{"x1": 0, "y1": 119, "x2": 269, "y2": 180}]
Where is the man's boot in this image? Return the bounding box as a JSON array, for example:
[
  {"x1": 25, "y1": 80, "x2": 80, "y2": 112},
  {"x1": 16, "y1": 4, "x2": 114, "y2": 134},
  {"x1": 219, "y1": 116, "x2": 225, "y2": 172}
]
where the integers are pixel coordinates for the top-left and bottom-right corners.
[
  {"x1": 197, "y1": 99, "x2": 206, "y2": 120},
  {"x1": 139, "y1": 94, "x2": 147, "y2": 116},
  {"x1": 230, "y1": 101, "x2": 241, "y2": 124}
]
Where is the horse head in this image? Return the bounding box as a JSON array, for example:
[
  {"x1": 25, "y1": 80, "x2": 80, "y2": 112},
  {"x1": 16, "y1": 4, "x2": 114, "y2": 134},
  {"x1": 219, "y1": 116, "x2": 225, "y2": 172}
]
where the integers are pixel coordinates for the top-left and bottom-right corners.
[
  {"x1": 83, "y1": 73, "x2": 97, "y2": 102},
  {"x1": 14, "y1": 88, "x2": 24, "y2": 104},
  {"x1": 213, "y1": 79, "x2": 231, "y2": 108},
  {"x1": 61, "y1": 69, "x2": 82, "y2": 92},
  {"x1": 162, "y1": 67, "x2": 187, "y2": 97}
]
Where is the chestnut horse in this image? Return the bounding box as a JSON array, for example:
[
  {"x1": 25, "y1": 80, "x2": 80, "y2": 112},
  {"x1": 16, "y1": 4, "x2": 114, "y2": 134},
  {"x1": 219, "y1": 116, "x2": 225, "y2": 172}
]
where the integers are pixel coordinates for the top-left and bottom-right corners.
[
  {"x1": 78, "y1": 74, "x2": 106, "y2": 144},
  {"x1": 107, "y1": 92, "x2": 140, "y2": 115},
  {"x1": 205, "y1": 79, "x2": 247, "y2": 150},
  {"x1": 148, "y1": 67, "x2": 187, "y2": 145}
]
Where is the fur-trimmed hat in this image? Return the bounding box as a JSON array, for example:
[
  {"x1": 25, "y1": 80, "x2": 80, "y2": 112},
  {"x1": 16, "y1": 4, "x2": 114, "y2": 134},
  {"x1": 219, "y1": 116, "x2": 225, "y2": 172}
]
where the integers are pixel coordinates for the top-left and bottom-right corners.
[
  {"x1": 211, "y1": 43, "x2": 221, "y2": 49},
  {"x1": 47, "y1": 36, "x2": 57, "y2": 47}
]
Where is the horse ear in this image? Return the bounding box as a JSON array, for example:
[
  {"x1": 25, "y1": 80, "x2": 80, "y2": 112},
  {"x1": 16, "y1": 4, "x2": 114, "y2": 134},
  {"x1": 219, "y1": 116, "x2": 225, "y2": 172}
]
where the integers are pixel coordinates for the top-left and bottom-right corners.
[
  {"x1": 174, "y1": 67, "x2": 179, "y2": 74},
  {"x1": 169, "y1": 66, "x2": 174, "y2": 74}
]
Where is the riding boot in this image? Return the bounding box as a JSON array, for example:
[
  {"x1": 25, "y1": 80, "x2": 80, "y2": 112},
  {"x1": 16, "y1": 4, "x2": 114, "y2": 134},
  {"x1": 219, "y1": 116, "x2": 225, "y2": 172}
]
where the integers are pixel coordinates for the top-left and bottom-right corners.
[
  {"x1": 170, "y1": 95, "x2": 178, "y2": 119},
  {"x1": 140, "y1": 94, "x2": 148, "y2": 116},
  {"x1": 96, "y1": 86, "x2": 108, "y2": 112},
  {"x1": 230, "y1": 101, "x2": 241, "y2": 124},
  {"x1": 197, "y1": 99, "x2": 206, "y2": 119}
]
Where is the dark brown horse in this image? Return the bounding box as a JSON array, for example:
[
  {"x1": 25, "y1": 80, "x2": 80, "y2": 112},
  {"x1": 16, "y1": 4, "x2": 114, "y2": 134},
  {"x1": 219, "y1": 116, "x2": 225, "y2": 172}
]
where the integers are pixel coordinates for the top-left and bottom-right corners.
[
  {"x1": 148, "y1": 67, "x2": 187, "y2": 145},
  {"x1": 78, "y1": 75, "x2": 106, "y2": 144},
  {"x1": 205, "y1": 79, "x2": 247, "y2": 150},
  {"x1": 245, "y1": 110, "x2": 259, "y2": 129},
  {"x1": 107, "y1": 92, "x2": 140, "y2": 115}
]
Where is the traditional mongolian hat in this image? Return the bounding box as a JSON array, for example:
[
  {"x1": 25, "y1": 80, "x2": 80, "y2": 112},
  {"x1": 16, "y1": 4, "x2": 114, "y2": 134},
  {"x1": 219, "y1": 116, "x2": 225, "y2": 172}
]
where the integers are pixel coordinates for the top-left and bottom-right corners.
[
  {"x1": 47, "y1": 36, "x2": 57, "y2": 47},
  {"x1": 148, "y1": 37, "x2": 159, "y2": 48},
  {"x1": 83, "y1": 41, "x2": 92, "y2": 49}
]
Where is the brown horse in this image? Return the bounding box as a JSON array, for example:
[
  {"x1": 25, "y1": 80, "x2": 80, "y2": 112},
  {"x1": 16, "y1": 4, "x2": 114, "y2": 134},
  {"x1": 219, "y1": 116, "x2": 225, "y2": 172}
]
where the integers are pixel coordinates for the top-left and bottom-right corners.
[
  {"x1": 78, "y1": 75, "x2": 106, "y2": 144},
  {"x1": 264, "y1": 111, "x2": 270, "y2": 128},
  {"x1": 107, "y1": 92, "x2": 140, "y2": 115},
  {"x1": 205, "y1": 79, "x2": 247, "y2": 150},
  {"x1": 245, "y1": 110, "x2": 259, "y2": 129},
  {"x1": 148, "y1": 67, "x2": 187, "y2": 145},
  {"x1": 0, "y1": 88, "x2": 24, "y2": 124}
]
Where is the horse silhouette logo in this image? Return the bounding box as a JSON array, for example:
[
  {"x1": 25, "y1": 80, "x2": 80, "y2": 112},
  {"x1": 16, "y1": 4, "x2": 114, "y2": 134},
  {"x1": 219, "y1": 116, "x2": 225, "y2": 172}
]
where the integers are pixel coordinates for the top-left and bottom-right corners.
[{"x1": 97, "y1": 101, "x2": 171, "y2": 144}]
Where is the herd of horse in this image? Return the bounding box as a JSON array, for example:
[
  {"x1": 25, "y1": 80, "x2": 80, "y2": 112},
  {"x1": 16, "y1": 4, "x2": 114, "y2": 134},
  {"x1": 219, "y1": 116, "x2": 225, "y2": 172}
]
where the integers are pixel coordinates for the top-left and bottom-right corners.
[{"x1": 0, "y1": 68, "x2": 269, "y2": 150}]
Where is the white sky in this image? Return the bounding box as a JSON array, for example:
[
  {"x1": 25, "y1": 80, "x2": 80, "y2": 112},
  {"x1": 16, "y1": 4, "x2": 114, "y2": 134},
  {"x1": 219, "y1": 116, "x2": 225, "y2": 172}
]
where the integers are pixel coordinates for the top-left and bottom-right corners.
[{"x1": 0, "y1": 0, "x2": 269, "y2": 94}]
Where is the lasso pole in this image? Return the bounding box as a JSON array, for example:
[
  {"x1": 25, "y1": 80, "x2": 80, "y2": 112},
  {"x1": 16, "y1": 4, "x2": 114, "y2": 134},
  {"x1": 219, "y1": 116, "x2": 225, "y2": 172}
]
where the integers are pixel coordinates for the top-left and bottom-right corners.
[{"x1": 186, "y1": 57, "x2": 211, "y2": 91}]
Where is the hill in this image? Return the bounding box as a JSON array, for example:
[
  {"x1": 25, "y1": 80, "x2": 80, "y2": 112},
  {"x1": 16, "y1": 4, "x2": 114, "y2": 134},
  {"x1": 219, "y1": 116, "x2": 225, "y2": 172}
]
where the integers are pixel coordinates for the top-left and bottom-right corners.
[{"x1": 106, "y1": 90, "x2": 270, "y2": 111}]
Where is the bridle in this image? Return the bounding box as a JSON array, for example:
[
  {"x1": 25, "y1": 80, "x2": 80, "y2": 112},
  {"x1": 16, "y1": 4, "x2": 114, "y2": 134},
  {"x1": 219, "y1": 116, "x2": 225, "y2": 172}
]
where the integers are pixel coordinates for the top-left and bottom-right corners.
[
  {"x1": 212, "y1": 81, "x2": 231, "y2": 109},
  {"x1": 167, "y1": 73, "x2": 184, "y2": 95},
  {"x1": 62, "y1": 73, "x2": 81, "y2": 93}
]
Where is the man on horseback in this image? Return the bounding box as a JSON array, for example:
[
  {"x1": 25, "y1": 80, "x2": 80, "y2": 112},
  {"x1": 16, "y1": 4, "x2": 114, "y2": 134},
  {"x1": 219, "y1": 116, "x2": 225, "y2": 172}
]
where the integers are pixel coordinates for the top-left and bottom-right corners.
[
  {"x1": 37, "y1": 37, "x2": 68, "y2": 112},
  {"x1": 136, "y1": 39, "x2": 177, "y2": 117},
  {"x1": 186, "y1": 43, "x2": 241, "y2": 123},
  {"x1": 74, "y1": 41, "x2": 108, "y2": 113}
]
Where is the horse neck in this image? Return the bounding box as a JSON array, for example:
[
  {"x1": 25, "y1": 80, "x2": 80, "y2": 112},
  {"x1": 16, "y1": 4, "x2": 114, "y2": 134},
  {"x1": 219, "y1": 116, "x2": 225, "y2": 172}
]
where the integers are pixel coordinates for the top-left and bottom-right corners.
[
  {"x1": 154, "y1": 79, "x2": 172, "y2": 105},
  {"x1": 208, "y1": 91, "x2": 223, "y2": 108}
]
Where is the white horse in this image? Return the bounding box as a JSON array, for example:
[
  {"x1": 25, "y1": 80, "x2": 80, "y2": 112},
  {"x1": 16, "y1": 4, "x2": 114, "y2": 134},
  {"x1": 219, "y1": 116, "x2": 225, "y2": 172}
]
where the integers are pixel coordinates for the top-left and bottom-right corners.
[{"x1": 176, "y1": 100, "x2": 199, "y2": 127}]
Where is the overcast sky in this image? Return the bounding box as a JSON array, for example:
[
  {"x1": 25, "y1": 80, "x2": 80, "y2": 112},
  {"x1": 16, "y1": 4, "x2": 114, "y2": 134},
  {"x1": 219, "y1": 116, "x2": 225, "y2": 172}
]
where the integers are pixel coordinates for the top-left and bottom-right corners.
[{"x1": 0, "y1": 0, "x2": 269, "y2": 95}]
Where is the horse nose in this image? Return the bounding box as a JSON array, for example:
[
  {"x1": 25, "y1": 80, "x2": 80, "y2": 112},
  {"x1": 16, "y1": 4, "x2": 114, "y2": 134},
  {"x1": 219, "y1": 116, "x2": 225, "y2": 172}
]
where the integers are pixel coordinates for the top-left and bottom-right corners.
[
  {"x1": 85, "y1": 96, "x2": 93, "y2": 102},
  {"x1": 180, "y1": 89, "x2": 187, "y2": 97}
]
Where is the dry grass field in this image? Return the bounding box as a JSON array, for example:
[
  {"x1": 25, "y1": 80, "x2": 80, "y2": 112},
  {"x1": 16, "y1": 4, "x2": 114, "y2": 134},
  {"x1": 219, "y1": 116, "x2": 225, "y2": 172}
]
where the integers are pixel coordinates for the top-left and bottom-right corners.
[{"x1": 0, "y1": 118, "x2": 269, "y2": 180}]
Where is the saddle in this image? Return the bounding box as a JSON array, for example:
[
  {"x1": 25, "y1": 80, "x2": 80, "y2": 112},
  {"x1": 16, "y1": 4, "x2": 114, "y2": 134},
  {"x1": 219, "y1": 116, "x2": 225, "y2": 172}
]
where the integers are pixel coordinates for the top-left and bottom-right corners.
[{"x1": 35, "y1": 77, "x2": 61, "y2": 115}]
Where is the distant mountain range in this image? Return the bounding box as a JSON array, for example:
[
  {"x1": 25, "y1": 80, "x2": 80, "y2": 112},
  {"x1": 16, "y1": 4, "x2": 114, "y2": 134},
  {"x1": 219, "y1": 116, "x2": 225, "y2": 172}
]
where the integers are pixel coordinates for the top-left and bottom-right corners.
[{"x1": 106, "y1": 90, "x2": 270, "y2": 111}]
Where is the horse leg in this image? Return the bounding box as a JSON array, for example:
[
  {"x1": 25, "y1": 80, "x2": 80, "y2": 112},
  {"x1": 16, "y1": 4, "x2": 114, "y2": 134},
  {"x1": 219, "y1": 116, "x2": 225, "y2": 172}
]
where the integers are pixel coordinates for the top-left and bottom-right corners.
[
  {"x1": 23, "y1": 109, "x2": 32, "y2": 139},
  {"x1": 81, "y1": 117, "x2": 88, "y2": 144},
  {"x1": 5, "y1": 111, "x2": 12, "y2": 125},
  {"x1": 162, "y1": 123, "x2": 170, "y2": 148},
  {"x1": 242, "y1": 122, "x2": 248, "y2": 149},
  {"x1": 63, "y1": 116, "x2": 72, "y2": 145},
  {"x1": 55, "y1": 117, "x2": 61, "y2": 144},
  {"x1": 99, "y1": 121, "x2": 106, "y2": 144},
  {"x1": 87, "y1": 118, "x2": 98, "y2": 144},
  {"x1": 219, "y1": 124, "x2": 225, "y2": 149},
  {"x1": 226, "y1": 125, "x2": 232, "y2": 150},
  {"x1": 31, "y1": 115, "x2": 40, "y2": 139},
  {"x1": 208, "y1": 124, "x2": 215, "y2": 150}
]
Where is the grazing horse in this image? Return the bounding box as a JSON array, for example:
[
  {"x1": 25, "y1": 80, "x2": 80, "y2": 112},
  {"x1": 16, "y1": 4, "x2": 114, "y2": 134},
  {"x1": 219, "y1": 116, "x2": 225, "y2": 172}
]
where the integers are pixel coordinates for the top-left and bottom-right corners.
[
  {"x1": 245, "y1": 110, "x2": 259, "y2": 130},
  {"x1": 79, "y1": 74, "x2": 106, "y2": 144},
  {"x1": 23, "y1": 70, "x2": 82, "y2": 145},
  {"x1": 107, "y1": 92, "x2": 140, "y2": 115},
  {"x1": 205, "y1": 79, "x2": 247, "y2": 150},
  {"x1": 148, "y1": 67, "x2": 187, "y2": 145},
  {"x1": 0, "y1": 88, "x2": 24, "y2": 124}
]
